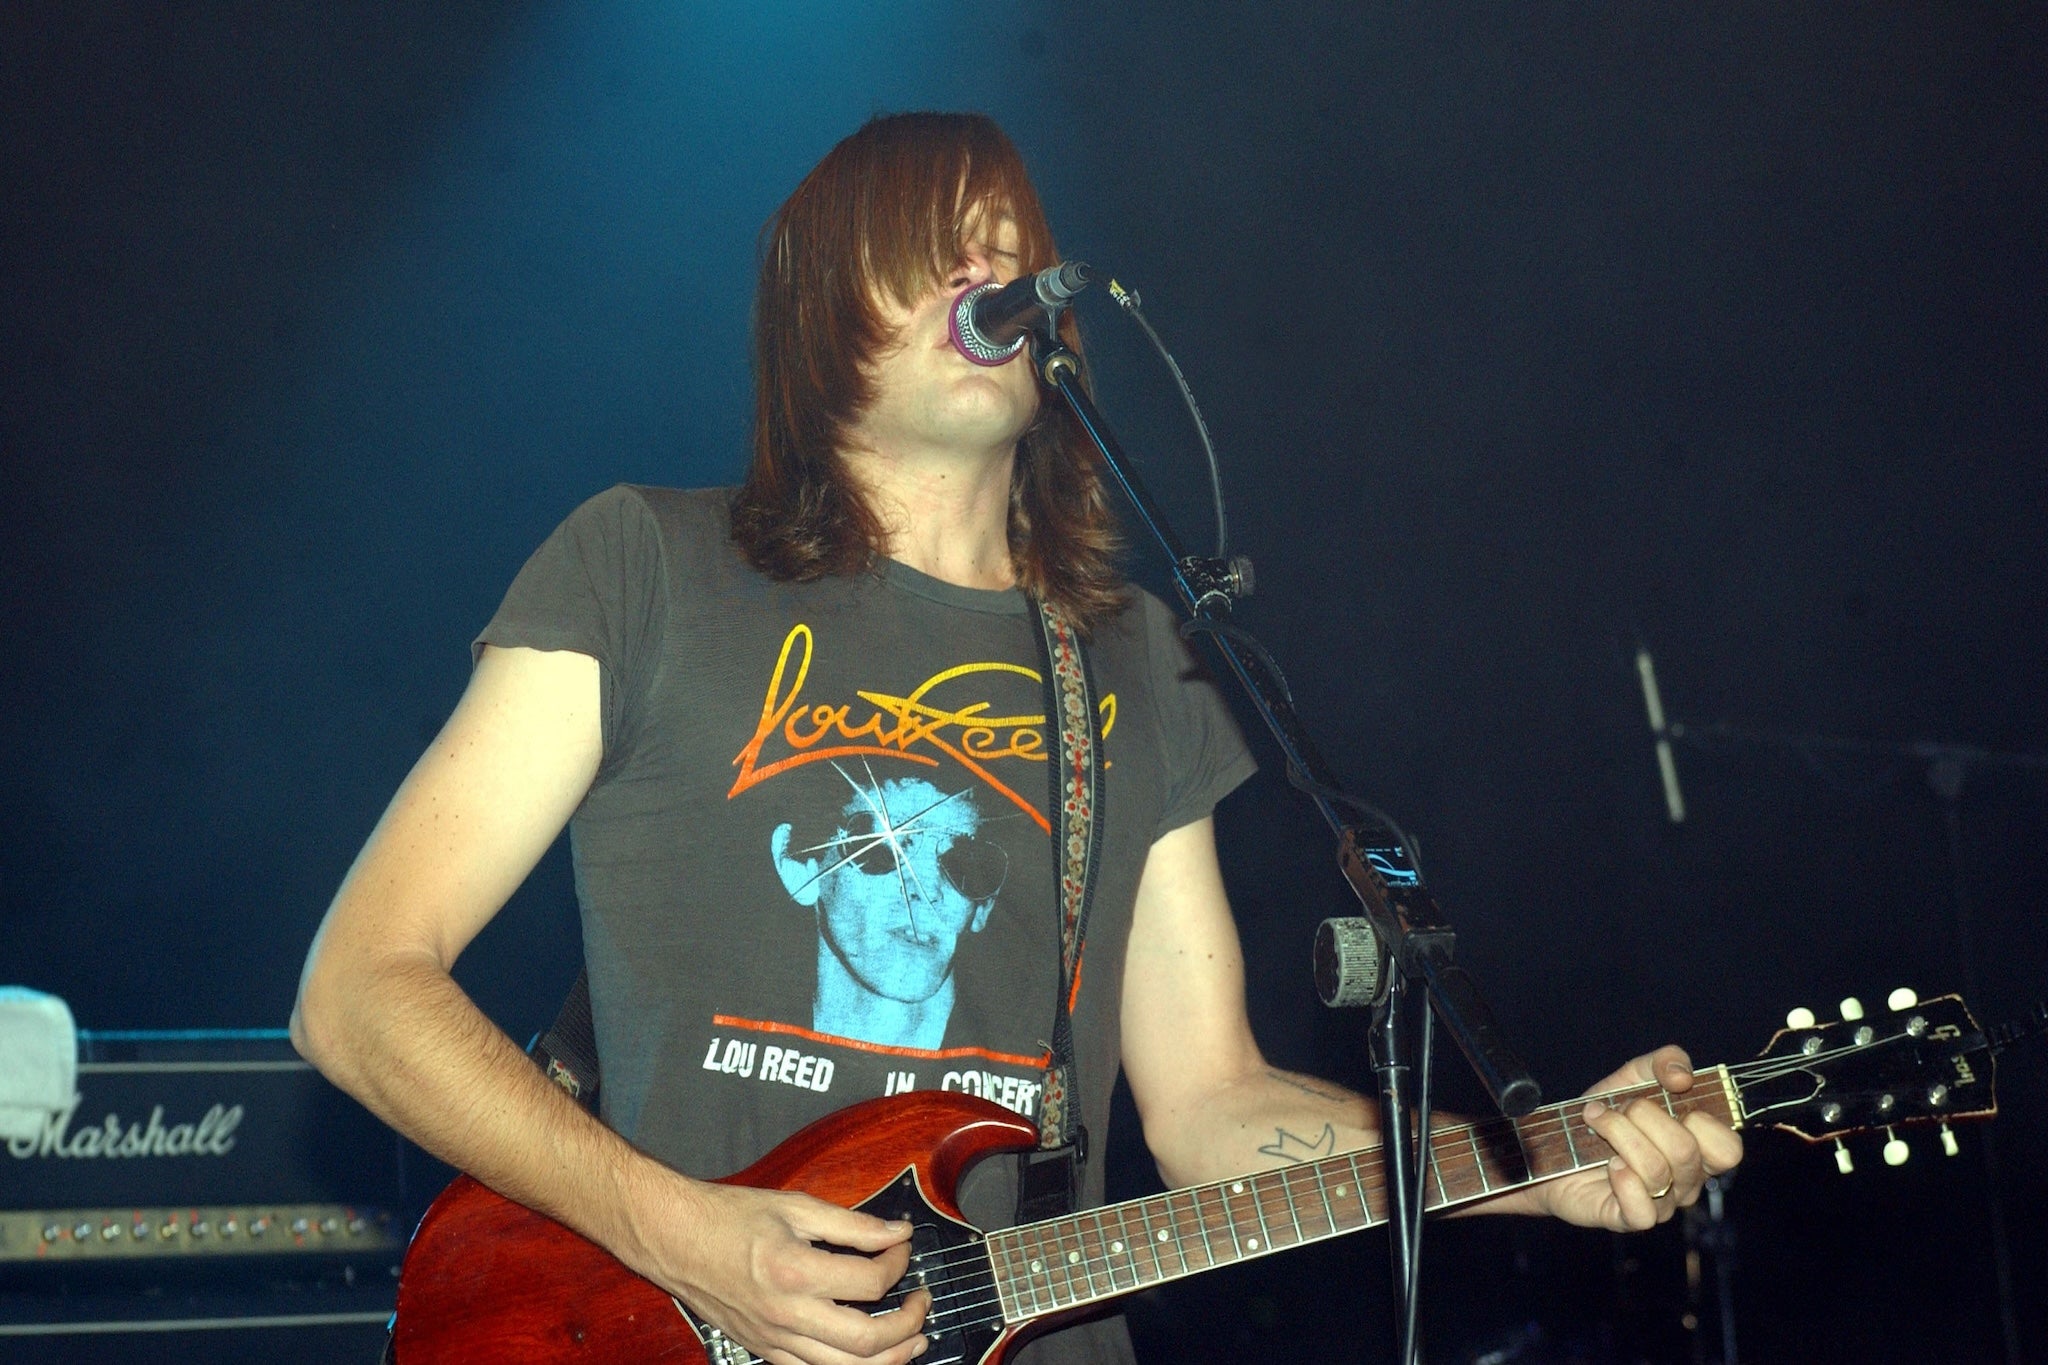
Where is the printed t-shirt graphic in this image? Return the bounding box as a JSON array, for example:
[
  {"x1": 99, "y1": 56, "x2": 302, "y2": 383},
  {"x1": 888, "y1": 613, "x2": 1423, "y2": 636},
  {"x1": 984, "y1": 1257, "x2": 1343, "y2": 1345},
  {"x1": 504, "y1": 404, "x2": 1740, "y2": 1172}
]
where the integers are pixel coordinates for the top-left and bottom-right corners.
[
  {"x1": 770, "y1": 764, "x2": 1013, "y2": 1051},
  {"x1": 708, "y1": 618, "x2": 1108, "y2": 1118}
]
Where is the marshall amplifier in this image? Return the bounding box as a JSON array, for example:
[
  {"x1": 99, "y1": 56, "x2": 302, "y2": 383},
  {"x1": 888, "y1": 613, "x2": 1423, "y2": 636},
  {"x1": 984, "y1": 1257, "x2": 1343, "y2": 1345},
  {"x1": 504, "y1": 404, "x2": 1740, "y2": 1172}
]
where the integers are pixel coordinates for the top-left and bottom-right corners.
[{"x1": 0, "y1": 1027, "x2": 447, "y2": 1352}]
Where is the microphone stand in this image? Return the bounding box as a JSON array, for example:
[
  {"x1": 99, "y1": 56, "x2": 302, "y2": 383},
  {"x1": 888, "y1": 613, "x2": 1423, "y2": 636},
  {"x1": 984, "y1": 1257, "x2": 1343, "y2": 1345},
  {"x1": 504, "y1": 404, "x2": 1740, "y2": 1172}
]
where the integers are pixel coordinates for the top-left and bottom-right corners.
[{"x1": 1029, "y1": 328, "x2": 1543, "y2": 1365}]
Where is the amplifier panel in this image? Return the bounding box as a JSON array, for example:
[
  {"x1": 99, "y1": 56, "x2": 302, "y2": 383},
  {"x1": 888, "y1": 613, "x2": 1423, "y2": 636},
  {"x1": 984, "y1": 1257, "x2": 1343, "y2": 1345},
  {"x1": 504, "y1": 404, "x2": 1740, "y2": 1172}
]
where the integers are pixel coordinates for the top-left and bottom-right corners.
[
  {"x1": 0, "y1": 1203, "x2": 400, "y2": 1263},
  {"x1": 2, "y1": 1030, "x2": 421, "y2": 1215}
]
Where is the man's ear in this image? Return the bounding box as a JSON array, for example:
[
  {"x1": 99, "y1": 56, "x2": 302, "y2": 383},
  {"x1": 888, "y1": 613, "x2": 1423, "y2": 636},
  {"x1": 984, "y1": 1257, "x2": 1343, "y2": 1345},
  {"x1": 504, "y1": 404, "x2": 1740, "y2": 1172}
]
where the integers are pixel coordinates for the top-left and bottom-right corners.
[
  {"x1": 968, "y1": 898, "x2": 994, "y2": 934},
  {"x1": 769, "y1": 823, "x2": 823, "y2": 907}
]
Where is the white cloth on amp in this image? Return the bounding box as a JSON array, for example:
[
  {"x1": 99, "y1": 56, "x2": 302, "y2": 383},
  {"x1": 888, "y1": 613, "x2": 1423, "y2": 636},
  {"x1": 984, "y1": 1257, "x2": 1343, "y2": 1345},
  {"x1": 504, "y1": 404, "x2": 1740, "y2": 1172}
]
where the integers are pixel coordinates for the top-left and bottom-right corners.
[{"x1": 0, "y1": 986, "x2": 78, "y2": 1143}]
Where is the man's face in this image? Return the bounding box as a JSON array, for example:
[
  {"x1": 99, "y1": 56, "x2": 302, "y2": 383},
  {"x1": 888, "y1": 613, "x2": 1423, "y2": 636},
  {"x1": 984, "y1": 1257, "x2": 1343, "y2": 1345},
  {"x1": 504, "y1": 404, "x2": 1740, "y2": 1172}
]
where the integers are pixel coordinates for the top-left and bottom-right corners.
[
  {"x1": 812, "y1": 777, "x2": 1007, "y2": 1003},
  {"x1": 844, "y1": 206, "x2": 1042, "y2": 462}
]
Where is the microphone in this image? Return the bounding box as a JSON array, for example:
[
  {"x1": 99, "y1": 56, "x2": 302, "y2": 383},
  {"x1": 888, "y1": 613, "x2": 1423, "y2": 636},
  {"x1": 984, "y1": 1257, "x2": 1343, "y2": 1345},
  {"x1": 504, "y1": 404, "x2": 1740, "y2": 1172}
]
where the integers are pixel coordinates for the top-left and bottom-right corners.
[
  {"x1": 949, "y1": 261, "x2": 1093, "y2": 366},
  {"x1": 1634, "y1": 646, "x2": 1687, "y2": 823}
]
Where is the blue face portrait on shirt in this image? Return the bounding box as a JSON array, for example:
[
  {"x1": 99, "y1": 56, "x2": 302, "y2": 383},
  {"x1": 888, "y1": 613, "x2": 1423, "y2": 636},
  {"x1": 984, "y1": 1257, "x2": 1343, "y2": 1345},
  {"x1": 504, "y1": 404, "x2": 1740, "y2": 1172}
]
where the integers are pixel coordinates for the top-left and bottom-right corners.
[{"x1": 770, "y1": 765, "x2": 1009, "y2": 1050}]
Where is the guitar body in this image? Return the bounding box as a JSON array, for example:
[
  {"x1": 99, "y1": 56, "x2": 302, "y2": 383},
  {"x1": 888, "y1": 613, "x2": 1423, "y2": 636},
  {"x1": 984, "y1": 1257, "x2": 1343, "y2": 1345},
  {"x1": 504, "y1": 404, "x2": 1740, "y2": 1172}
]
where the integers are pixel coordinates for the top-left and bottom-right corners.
[{"x1": 391, "y1": 1092, "x2": 1042, "y2": 1364}]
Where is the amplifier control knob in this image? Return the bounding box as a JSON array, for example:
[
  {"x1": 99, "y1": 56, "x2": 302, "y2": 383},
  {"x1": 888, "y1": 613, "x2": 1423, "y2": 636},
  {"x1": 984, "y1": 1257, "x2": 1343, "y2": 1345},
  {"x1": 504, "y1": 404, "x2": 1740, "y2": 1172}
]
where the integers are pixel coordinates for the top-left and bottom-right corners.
[
  {"x1": 41, "y1": 1224, "x2": 60, "y2": 1243},
  {"x1": 249, "y1": 1216, "x2": 270, "y2": 1238},
  {"x1": 191, "y1": 1219, "x2": 211, "y2": 1239},
  {"x1": 220, "y1": 1216, "x2": 239, "y2": 1237},
  {"x1": 347, "y1": 1216, "x2": 368, "y2": 1236},
  {"x1": 99, "y1": 1221, "x2": 120, "y2": 1242},
  {"x1": 320, "y1": 1216, "x2": 340, "y2": 1235},
  {"x1": 130, "y1": 1219, "x2": 148, "y2": 1240},
  {"x1": 158, "y1": 1220, "x2": 180, "y2": 1240},
  {"x1": 291, "y1": 1216, "x2": 311, "y2": 1237},
  {"x1": 72, "y1": 1221, "x2": 92, "y2": 1241}
]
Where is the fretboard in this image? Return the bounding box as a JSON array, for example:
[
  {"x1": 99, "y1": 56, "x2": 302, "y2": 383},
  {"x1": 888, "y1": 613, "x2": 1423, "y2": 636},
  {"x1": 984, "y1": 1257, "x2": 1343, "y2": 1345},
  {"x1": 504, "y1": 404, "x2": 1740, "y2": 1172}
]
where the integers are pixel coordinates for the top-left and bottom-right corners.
[{"x1": 985, "y1": 1067, "x2": 1736, "y2": 1326}]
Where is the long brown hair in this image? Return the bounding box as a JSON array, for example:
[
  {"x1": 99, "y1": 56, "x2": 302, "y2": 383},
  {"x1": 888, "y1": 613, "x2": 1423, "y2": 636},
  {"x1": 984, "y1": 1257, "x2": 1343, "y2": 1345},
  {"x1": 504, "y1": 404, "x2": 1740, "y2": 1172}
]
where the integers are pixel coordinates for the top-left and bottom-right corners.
[{"x1": 731, "y1": 112, "x2": 1124, "y2": 632}]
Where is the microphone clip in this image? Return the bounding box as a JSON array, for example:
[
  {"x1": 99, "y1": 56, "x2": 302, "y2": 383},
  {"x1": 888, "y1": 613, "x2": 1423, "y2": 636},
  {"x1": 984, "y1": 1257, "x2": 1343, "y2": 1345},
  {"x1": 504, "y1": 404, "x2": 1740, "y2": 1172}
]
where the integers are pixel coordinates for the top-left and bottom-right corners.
[{"x1": 1179, "y1": 554, "x2": 1255, "y2": 614}]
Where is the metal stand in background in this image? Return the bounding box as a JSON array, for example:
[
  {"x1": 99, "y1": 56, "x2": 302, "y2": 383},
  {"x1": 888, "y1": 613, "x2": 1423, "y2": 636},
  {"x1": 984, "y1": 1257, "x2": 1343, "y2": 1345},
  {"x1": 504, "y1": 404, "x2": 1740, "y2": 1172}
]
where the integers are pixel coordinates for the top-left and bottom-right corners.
[
  {"x1": 1636, "y1": 650, "x2": 2048, "y2": 1365},
  {"x1": 1030, "y1": 324, "x2": 1541, "y2": 1365},
  {"x1": 1926, "y1": 754, "x2": 2024, "y2": 1365},
  {"x1": 1680, "y1": 1173, "x2": 1738, "y2": 1365}
]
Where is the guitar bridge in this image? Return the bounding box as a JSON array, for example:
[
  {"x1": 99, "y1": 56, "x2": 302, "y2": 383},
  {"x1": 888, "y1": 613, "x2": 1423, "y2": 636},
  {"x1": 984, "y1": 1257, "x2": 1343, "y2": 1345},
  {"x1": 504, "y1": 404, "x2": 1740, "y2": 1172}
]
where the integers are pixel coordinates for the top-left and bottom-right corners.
[{"x1": 693, "y1": 1322, "x2": 757, "y2": 1365}]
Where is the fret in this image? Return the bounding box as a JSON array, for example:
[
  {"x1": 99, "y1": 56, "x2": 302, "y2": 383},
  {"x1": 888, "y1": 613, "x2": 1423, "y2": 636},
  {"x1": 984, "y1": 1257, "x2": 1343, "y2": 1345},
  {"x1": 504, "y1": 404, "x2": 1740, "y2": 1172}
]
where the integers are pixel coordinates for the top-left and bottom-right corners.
[
  {"x1": 1129, "y1": 1198, "x2": 1163, "y2": 1288},
  {"x1": 1086, "y1": 1208, "x2": 1121, "y2": 1295},
  {"x1": 1126, "y1": 1205, "x2": 1148, "y2": 1287},
  {"x1": 1278, "y1": 1165, "x2": 1308, "y2": 1246},
  {"x1": 1006, "y1": 1229, "x2": 1034, "y2": 1321},
  {"x1": 1311, "y1": 1156, "x2": 1340, "y2": 1237},
  {"x1": 1507, "y1": 1114, "x2": 1537, "y2": 1183},
  {"x1": 1074, "y1": 1211, "x2": 1101, "y2": 1299},
  {"x1": 1215, "y1": 1181, "x2": 1248, "y2": 1261},
  {"x1": 1516, "y1": 1120, "x2": 1537, "y2": 1180},
  {"x1": 999, "y1": 1230, "x2": 1032, "y2": 1322},
  {"x1": 1165, "y1": 1190, "x2": 1195, "y2": 1277},
  {"x1": 1032, "y1": 1227, "x2": 1064, "y2": 1316},
  {"x1": 1245, "y1": 1174, "x2": 1275, "y2": 1255},
  {"x1": 1192, "y1": 1184, "x2": 1223, "y2": 1269},
  {"x1": 987, "y1": 1231, "x2": 1015, "y2": 1322},
  {"x1": 1466, "y1": 1125, "x2": 1491, "y2": 1194},
  {"x1": 1100, "y1": 1210, "x2": 1124, "y2": 1296},
  {"x1": 1079, "y1": 1212, "x2": 1110, "y2": 1302},
  {"x1": 1049, "y1": 1218, "x2": 1085, "y2": 1309},
  {"x1": 1009, "y1": 1228, "x2": 1047, "y2": 1319},
  {"x1": 1347, "y1": 1150, "x2": 1380, "y2": 1225},
  {"x1": 1425, "y1": 1139, "x2": 1448, "y2": 1210},
  {"x1": 1122, "y1": 1203, "x2": 1155, "y2": 1285},
  {"x1": 1337, "y1": 1153, "x2": 1368, "y2": 1228},
  {"x1": 1560, "y1": 1104, "x2": 1581, "y2": 1169}
]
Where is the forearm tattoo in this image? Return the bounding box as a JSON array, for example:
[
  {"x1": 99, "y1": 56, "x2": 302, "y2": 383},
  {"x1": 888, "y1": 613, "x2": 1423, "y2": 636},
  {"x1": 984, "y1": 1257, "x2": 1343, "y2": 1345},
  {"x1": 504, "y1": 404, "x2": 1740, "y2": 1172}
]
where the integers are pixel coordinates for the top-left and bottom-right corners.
[
  {"x1": 1267, "y1": 1068, "x2": 1349, "y2": 1106},
  {"x1": 1259, "y1": 1123, "x2": 1338, "y2": 1164}
]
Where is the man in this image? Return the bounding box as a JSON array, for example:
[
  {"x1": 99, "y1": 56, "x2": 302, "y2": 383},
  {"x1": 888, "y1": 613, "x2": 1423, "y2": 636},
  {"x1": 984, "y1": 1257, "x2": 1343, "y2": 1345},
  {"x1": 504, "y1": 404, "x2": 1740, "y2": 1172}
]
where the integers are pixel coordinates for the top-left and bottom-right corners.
[{"x1": 292, "y1": 112, "x2": 1740, "y2": 1365}]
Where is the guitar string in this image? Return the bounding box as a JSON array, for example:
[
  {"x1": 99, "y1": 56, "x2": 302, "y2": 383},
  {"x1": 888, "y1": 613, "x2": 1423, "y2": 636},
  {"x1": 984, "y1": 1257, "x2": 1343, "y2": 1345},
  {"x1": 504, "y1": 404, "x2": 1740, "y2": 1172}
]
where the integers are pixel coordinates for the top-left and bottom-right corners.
[
  {"x1": 913, "y1": 1080, "x2": 1662, "y2": 1298},
  {"x1": 674, "y1": 1034, "x2": 1951, "y2": 1360},
  {"x1": 909, "y1": 1077, "x2": 1682, "y2": 1318},
  {"x1": 890, "y1": 1039, "x2": 1933, "y2": 1318}
]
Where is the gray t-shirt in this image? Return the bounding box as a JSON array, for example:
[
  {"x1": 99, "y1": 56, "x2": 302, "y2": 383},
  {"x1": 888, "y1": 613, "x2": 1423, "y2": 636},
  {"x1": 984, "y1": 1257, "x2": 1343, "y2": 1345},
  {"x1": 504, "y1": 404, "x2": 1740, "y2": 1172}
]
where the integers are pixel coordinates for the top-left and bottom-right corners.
[{"x1": 480, "y1": 485, "x2": 1255, "y2": 1363}]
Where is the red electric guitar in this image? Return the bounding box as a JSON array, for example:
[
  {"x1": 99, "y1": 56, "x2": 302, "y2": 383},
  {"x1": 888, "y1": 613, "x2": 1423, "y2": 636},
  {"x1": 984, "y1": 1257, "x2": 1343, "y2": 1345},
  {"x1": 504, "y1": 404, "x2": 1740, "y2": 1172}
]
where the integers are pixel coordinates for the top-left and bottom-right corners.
[{"x1": 388, "y1": 991, "x2": 2019, "y2": 1363}]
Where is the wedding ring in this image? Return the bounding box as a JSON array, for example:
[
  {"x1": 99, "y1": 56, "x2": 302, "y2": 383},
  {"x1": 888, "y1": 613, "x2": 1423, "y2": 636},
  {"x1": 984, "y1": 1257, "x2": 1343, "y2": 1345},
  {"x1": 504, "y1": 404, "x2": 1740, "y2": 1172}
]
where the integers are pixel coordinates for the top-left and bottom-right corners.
[{"x1": 1648, "y1": 1180, "x2": 1675, "y2": 1199}]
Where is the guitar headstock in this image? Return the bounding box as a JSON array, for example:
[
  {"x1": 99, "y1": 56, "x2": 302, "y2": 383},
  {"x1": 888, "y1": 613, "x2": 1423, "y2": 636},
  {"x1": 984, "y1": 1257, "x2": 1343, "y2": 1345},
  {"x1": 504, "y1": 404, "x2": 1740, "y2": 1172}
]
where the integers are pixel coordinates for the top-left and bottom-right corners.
[{"x1": 1728, "y1": 990, "x2": 1995, "y2": 1166}]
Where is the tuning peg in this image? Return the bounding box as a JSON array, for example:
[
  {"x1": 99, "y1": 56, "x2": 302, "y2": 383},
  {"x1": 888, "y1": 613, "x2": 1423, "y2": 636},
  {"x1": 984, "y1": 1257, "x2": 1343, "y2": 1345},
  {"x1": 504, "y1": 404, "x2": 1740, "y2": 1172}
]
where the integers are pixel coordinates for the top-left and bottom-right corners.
[
  {"x1": 1883, "y1": 1127, "x2": 1909, "y2": 1167},
  {"x1": 1940, "y1": 1123, "x2": 1960, "y2": 1157},
  {"x1": 1834, "y1": 1138, "x2": 1854, "y2": 1174},
  {"x1": 1786, "y1": 1006, "x2": 1817, "y2": 1029},
  {"x1": 1840, "y1": 997, "x2": 1865, "y2": 1021},
  {"x1": 1888, "y1": 987, "x2": 1919, "y2": 1012}
]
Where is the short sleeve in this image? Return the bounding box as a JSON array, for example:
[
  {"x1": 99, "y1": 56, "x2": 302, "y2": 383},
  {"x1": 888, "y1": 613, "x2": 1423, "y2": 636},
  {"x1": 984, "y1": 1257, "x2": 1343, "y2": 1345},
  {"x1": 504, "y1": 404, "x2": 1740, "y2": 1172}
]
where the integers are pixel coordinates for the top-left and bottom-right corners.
[
  {"x1": 474, "y1": 485, "x2": 668, "y2": 765},
  {"x1": 1137, "y1": 593, "x2": 1259, "y2": 839}
]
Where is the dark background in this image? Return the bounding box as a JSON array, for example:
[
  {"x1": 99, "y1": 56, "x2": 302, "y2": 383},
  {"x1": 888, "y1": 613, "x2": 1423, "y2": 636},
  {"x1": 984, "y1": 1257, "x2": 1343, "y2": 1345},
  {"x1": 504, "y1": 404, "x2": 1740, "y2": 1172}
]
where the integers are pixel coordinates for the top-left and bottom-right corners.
[{"x1": 5, "y1": 3, "x2": 2044, "y2": 1361}]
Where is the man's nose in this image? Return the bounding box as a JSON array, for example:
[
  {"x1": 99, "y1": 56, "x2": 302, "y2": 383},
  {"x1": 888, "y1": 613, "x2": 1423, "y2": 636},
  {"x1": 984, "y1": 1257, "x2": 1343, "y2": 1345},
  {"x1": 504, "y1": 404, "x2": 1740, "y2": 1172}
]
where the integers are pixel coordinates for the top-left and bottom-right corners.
[{"x1": 949, "y1": 247, "x2": 997, "y2": 289}]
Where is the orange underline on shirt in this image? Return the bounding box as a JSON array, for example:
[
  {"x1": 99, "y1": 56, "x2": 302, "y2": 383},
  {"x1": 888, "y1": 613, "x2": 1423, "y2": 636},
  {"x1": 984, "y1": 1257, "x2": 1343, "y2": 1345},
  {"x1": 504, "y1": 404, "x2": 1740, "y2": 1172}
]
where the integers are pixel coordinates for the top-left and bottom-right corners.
[{"x1": 711, "y1": 1015, "x2": 1051, "y2": 1070}]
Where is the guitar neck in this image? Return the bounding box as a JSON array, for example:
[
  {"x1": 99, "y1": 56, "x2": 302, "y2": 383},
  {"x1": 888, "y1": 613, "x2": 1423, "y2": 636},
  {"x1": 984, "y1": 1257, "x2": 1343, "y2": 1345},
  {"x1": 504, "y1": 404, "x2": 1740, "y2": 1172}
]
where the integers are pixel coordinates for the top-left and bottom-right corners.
[{"x1": 985, "y1": 1068, "x2": 1737, "y2": 1325}]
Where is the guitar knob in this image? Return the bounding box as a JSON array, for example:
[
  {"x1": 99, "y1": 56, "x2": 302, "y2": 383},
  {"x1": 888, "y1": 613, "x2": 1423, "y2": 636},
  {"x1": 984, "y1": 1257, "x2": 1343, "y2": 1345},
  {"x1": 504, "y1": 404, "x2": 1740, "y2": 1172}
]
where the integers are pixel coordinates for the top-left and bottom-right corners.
[
  {"x1": 1940, "y1": 1124, "x2": 1960, "y2": 1157},
  {"x1": 1883, "y1": 1128, "x2": 1909, "y2": 1167},
  {"x1": 1839, "y1": 997, "x2": 1865, "y2": 1021},
  {"x1": 1786, "y1": 1007, "x2": 1817, "y2": 1029},
  {"x1": 1888, "y1": 987, "x2": 1919, "y2": 1011},
  {"x1": 1834, "y1": 1138, "x2": 1854, "y2": 1174}
]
